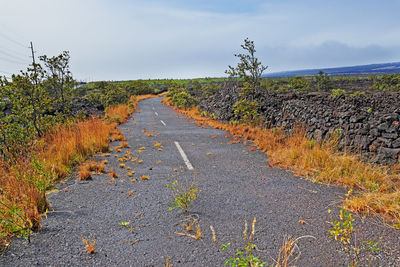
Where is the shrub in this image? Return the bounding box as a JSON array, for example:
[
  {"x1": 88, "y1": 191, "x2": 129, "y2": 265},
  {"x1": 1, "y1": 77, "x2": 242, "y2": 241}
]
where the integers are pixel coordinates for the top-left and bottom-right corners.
[
  {"x1": 314, "y1": 70, "x2": 332, "y2": 90},
  {"x1": 170, "y1": 91, "x2": 199, "y2": 109},
  {"x1": 373, "y1": 73, "x2": 400, "y2": 91},
  {"x1": 233, "y1": 98, "x2": 260, "y2": 123},
  {"x1": 349, "y1": 91, "x2": 366, "y2": 97},
  {"x1": 331, "y1": 89, "x2": 346, "y2": 98},
  {"x1": 289, "y1": 76, "x2": 311, "y2": 91}
]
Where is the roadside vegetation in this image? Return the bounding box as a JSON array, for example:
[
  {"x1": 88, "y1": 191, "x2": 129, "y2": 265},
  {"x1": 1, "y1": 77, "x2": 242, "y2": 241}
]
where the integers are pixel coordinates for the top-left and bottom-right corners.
[
  {"x1": 162, "y1": 39, "x2": 400, "y2": 227},
  {"x1": 0, "y1": 52, "x2": 157, "y2": 248}
]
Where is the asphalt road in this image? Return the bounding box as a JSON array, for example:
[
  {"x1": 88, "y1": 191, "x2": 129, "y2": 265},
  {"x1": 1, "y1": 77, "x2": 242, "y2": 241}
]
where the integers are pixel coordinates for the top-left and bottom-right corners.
[{"x1": 1, "y1": 97, "x2": 399, "y2": 266}]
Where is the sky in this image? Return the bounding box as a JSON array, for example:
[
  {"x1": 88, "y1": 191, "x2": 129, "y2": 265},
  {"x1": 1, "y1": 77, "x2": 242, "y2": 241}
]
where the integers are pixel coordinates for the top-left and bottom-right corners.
[{"x1": 0, "y1": 0, "x2": 399, "y2": 81}]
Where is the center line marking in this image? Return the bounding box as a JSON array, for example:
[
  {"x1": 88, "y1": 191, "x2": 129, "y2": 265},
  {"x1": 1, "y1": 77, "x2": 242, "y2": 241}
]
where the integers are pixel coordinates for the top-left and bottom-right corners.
[
  {"x1": 160, "y1": 120, "x2": 166, "y2": 126},
  {"x1": 174, "y1": 141, "x2": 194, "y2": 170},
  {"x1": 155, "y1": 112, "x2": 158, "y2": 116}
]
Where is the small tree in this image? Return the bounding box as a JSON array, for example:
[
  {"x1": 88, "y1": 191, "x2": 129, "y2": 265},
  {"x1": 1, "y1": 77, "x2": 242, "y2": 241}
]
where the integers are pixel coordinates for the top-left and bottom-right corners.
[
  {"x1": 225, "y1": 38, "x2": 268, "y2": 89},
  {"x1": 314, "y1": 70, "x2": 332, "y2": 91},
  {"x1": 226, "y1": 38, "x2": 267, "y2": 124},
  {"x1": 40, "y1": 51, "x2": 75, "y2": 115}
]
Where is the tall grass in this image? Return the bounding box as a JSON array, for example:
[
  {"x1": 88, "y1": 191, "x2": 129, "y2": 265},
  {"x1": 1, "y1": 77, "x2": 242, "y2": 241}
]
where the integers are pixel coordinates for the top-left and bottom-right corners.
[
  {"x1": 163, "y1": 97, "x2": 400, "y2": 223},
  {"x1": 0, "y1": 94, "x2": 157, "y2": 247}
]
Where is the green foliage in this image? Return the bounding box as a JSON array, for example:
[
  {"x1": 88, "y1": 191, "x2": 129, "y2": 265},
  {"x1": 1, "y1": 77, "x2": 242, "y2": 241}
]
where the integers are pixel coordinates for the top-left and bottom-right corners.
[
  {"x1": 260, "y1": 78, "x2": 288, "y2": 92},
  {"x1": 331, "y1": 89, "x2": 346, "y2": 98},
  {"x1": 288, "y1": 76, "x2": 311, "y2": 91},
  {"x1": 0, "y1": 203, "x2": 33, "y2": 240},
  {"x1": 170, "y1": 90, "x2": 199, "y2": 109},
  {"x1": 314, "y1": 71, "x2": 332, "y2": 90},
  {"x1": 0, "y1": 51, "x2": 77, "y2": 161},
  {"x1": 349, "y1": 91, "x2": 366, "y2": 97},
  {"x1": 124, "y1": 80, "x2": 154, "y2": 95},
  {"x1": 233, "y1": 98, "x2": 259, "y2": 123},
  {"x1": 101, "y1": 84, "x2": 128, "y2": 107},
  {"x1": 202, "y1": 83, "x2": 220, "y2": 98},
  {"x1": 40, "y1": 51, "x2": 75, "y2": 113},
  {"x1": 373, "y1": 73, "x2": 400, "y2": 91},
  {"x1": 224, "y1": 243, "x2": 267, "y2": 267},
  {"x1": 166, "y1": 179, "x2": 199, "y2": 214},
  {"x1": 226, "y1": 38, "x2": 268, "y2": 88},
  {"x1": 328, "y1": 207, "x2": 381, "y2": 266}
]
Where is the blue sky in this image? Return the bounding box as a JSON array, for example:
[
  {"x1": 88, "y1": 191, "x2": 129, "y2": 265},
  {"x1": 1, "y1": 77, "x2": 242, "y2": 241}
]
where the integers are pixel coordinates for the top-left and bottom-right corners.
[{"x1": 0, "y1": 0, "x2": 399, "y2": 80}]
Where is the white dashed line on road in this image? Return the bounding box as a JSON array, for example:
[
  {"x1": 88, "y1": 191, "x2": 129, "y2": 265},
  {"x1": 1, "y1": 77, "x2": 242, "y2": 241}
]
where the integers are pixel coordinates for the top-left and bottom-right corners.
[
  {"x1": 174, "y1": 141, "x2": 194, "y2": 170},
  {"x1": 155, "y1": 112, "x2": 158, "y2": 116},
  {"x1": 160, "y1": 120, "x2": 166, "y2": 127}
]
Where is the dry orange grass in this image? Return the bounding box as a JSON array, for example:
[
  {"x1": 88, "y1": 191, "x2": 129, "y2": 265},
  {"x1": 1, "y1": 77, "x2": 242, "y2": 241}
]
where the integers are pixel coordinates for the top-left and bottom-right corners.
[
  {"x1": 162, "y1": 97, "x2": 400, "y2": 223},
  {"x1": 40, "y1": 118, "x2": 114, "y2": 179},
  {"x1": 0, "y1": 94, "x2": 159, "y2": 246},
  {"x1": 78, "y1": 160, "x2": 106, "y2": 180},
  {"x1": 0, "y1": 160, "x2": 47, "y2": 236},
  {"x1": 110, "y1": 128, "x2": 125, "y2": 142},
  {"x1": 121, "y1": 141, "x2": 129, "y2": 148}
]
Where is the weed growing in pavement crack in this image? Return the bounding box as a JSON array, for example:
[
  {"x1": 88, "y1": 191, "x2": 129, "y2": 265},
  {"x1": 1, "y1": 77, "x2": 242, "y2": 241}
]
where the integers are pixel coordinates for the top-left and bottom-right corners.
[
  {"x1": 328, "y1": 197, "x2": 381, "y2": 267},
  {"x1": 211, "y1": 218, "x2": 312, "y2": 267},
  {"x1": 166, "y1": 178, "x2": 199, "y2": 214}
]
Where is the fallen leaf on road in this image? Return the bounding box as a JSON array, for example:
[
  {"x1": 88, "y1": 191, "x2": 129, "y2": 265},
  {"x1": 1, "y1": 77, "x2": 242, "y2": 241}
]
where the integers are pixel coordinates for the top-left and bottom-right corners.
[
  {"x1": 206, "y1": 152, "x2": 212, "y2": 156},
  {"x1": 211, "y1": 135, "x2": 216, "y2": 139},
  {"x1": 299, "y1": 220, "x2": 306, "y2": 225},
  {"x1": 140, "y1": 175, "x2": 149, "y2": 180},
  {"x1": 138, "y1": 160, "x2": 143, "y2": 163}
]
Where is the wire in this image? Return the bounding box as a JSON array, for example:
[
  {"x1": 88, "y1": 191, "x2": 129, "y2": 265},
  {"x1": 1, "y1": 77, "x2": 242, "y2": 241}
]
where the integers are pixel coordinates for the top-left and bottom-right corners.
[
  {"x1": 0, "y1": 44, "x2": 29, "y2": 58},
  {"x1": 0, "y1": 31, "x2": 27, "y2": 48},
  {"x1": 0, "y1": 56, "x2": 27, "y2": 65},
  {"x1": 0, "y1": 49, "x2": 28, "y2": 62}
]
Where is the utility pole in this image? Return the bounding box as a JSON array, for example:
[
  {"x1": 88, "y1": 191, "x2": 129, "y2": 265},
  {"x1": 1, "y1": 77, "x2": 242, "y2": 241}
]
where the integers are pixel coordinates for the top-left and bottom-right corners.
[{"x1": 30, "y1": 41, "x2": 36, "y2": 71}]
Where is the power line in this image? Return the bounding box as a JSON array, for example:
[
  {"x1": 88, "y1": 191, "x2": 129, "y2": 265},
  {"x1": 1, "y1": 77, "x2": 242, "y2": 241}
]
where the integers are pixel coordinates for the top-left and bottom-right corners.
[
  {"x1": 0, "y1": 56, "x2": 27, "y2": 65},
  {"x1": 0, "y1": 49, "x2": 29, "y2": 62},
  {"x1": 0, "y1": 44, "x2": 29, "y2": 58},
  {"x1": 0, "y1": 31, "x2": 28, "y2": 48}
]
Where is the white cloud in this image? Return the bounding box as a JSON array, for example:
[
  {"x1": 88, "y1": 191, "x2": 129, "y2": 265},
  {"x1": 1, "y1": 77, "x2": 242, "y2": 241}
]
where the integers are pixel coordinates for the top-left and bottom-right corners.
[{"x1": 0, "y1": 0, "x2": 399, "y2": 80}]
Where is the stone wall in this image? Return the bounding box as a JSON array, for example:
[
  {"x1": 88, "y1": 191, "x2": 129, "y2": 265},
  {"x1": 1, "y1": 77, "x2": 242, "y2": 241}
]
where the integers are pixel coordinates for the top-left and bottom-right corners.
[{"x1": 200, "y1": 83, "x2": 400, "y2": 164}]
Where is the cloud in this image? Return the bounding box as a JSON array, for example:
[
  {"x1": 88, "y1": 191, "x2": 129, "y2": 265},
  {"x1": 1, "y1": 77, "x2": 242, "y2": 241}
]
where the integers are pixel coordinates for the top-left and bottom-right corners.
[{"x1": 0, "y1": 0, "x2": 399, "y2": 80}]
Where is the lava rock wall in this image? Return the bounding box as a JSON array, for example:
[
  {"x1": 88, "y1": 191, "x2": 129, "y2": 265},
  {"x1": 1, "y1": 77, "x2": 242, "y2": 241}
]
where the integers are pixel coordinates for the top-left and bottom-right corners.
[{"x1": 200, "y1": 85, "x2": 400, "y2": 164}]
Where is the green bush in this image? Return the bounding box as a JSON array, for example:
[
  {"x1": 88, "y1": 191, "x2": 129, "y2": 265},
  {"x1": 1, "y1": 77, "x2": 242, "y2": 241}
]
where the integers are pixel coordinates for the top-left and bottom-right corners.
[
  {"x1": 331, "y1": 89, "x2": 346, "y2": 98},
  {"x1": 201, "y1": 83, "x2": 219, "y2": 98},
  {"x1": 170, "y1": 91, "x2": 199, "y2": 109},
  {"x1": 349, "y1": 91, "x2": 366, "y2": 97},
  {"x1": 373, "y1": 73, "x2": 400, "y2": 91},
  {"x1": 289, "y1": 76, "x2": 311, "y2": 91},
  {"x1": 233, "y1": 98, "x2": 259, "y2": 123},
  {"x1": 315, "y1": 71, "x2": 332, "y2": 90}
]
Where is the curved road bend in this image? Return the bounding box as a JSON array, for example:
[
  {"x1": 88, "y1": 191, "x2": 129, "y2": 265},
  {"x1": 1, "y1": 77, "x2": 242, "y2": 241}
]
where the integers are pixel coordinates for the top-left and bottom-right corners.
[{"x1": 1, "y1": 97, "x2": 399, "y2": 266}]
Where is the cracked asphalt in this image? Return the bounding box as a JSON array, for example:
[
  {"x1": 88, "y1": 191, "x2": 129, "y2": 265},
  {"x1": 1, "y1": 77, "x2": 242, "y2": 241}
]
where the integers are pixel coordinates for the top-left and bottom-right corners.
[{"x1": 1, "y1": 97, "x2": 399, "y2": 266}]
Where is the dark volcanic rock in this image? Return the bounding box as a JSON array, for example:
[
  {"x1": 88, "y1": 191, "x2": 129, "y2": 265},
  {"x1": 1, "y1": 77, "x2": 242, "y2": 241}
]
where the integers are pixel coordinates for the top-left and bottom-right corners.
[{"x1": 201, "y1": 83, "x2": 400, "y2": 164}]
